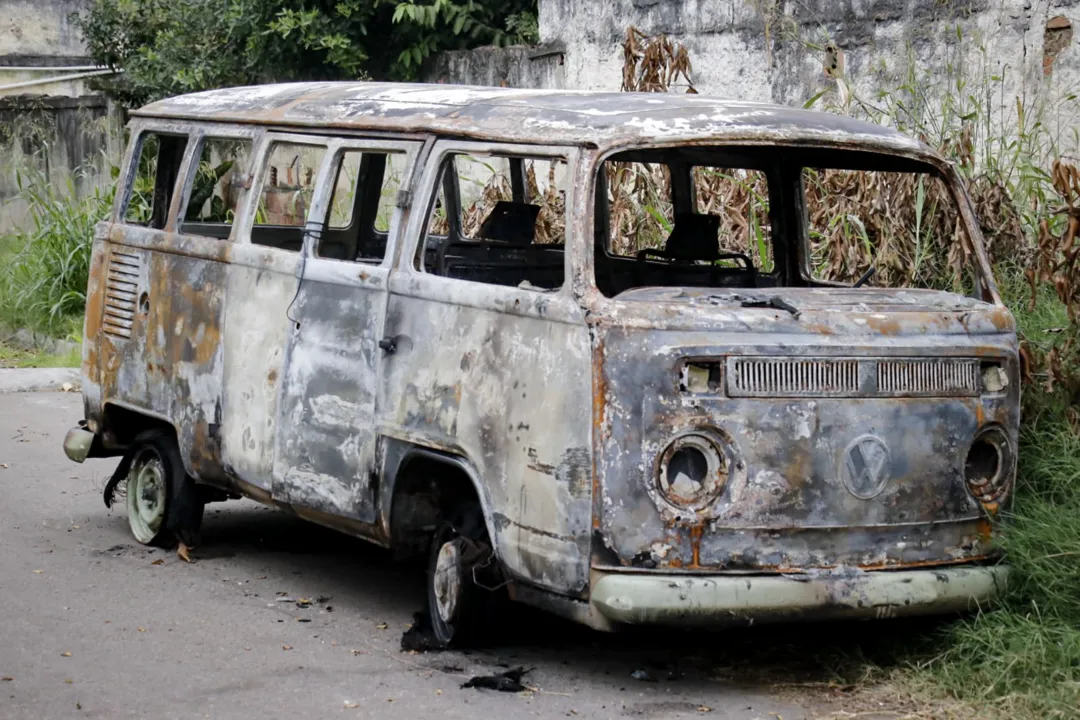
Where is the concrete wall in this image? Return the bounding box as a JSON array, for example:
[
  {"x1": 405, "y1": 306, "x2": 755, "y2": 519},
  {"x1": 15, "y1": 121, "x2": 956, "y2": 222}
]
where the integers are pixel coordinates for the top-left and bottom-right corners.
[
  {"x1": 431, "y1": 1, "x2": 1080, "y2": 155},
  {"x1": 0, "y1": 0, "x2": 122, "y2": 233}
]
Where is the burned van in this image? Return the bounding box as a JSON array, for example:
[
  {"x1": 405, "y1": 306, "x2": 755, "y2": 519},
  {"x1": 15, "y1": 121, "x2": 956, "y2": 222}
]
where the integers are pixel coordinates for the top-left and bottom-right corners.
[{"x1": 64, "y1": 83, "x2": 1015, "y2": 644}]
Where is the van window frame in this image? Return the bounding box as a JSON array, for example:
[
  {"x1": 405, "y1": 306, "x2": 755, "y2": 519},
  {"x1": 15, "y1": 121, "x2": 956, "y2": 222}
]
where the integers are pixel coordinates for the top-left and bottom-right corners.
[
  {"x1": 313, "y1": 136, "x2": 421, "y2": 268},
  {"x1": 174, "y1": 124, "x2": 261, "y2": 242},
  {"x1": 404, "y1": 139, "x2": 578, "y2": 294},
  {"x1": 116, "y1": 123, "x2": 191, "y2": 232},
  {"x1": 235, "y1": 132, "x2": 332, "y2": 255}
]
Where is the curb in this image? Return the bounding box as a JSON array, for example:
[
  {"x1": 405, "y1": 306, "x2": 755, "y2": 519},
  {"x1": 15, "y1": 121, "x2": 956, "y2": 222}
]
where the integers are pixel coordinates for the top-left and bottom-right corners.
[{"x1": 0, "y1": 368, "x2": 82, "y2": 394}]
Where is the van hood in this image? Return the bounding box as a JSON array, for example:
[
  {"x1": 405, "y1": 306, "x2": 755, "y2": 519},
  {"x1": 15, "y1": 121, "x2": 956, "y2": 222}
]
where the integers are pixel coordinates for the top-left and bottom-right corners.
[
  {"x1": 600, "y1": 286, "x2": 1013, "y2": 337},
  {"x1": 615, "y1": 286, "x2": 988, "y2": 313}
]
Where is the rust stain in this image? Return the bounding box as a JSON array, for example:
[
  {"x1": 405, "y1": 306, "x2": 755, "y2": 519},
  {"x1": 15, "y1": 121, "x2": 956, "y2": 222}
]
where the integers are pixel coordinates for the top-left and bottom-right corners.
[
  {"x1": 688, "y1": 524, "x2": 704, "y2": 568},
  {"x1": 591, "y1": 335, "x2": 608, "y2": 530},
  {"x1": 865, "y1": 314, "x2": 902, "y2": 335}
]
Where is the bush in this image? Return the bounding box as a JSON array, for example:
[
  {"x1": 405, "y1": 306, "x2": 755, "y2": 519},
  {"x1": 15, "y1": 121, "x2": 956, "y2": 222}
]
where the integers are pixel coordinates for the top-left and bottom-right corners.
[{"x1": 0, "y1": 164, "x2": 114, "y2": 338}]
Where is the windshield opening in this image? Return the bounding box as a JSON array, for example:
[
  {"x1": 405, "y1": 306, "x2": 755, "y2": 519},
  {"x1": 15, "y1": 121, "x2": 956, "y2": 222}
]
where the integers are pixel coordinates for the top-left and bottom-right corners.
[{"x1": 594, "y1": 147, "x2": 978, "y2": 300}]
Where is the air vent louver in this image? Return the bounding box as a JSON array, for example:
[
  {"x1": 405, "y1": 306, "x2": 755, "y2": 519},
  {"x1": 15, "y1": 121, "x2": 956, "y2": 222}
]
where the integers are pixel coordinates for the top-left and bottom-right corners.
[{"x1": 103, "y1": 250, "x2": 140, "y2": 339}]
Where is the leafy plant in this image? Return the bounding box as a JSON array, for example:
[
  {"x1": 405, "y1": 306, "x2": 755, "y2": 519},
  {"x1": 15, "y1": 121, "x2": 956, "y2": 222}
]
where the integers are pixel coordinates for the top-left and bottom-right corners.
[
  {"x1": 0, "y1": 164, "x2": 113, "y2": 337},
  {"x1": 72, "y1": 0, "x2": 541, "y2": 106}
]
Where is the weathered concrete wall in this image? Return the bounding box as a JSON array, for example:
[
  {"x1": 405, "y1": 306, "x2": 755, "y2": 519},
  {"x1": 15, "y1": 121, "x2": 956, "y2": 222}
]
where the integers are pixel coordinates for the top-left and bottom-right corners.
[
  {"x1": 428, "y1": 44, "x2": 567, "y2": 90},
  {"x1": 0, "y1": 0, "x2": 88, "y2": 61},
  {"x1": 433, "y1": 1, "x2": 1080, "y2": 154},
  {"x1": 0, "y1": 0, "x2": 122, "y2": 233},
  {"x1": 0, "y1": 0, "x2": 102, "y2": 96}
]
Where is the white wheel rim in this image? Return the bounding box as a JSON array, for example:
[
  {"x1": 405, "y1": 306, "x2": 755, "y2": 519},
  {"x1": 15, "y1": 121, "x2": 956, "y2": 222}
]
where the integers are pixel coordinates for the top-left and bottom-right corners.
[
  {"x1": 433, "y1": 541, "x2": 462, "y2": 624},
  {"x1": 126, "y1": 452, "x2": 166, "y2": 544}
]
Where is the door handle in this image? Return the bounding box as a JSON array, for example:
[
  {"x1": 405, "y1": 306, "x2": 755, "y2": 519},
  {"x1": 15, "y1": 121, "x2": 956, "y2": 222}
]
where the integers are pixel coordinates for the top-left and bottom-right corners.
[{"x1": 378, "y1": 337, "x2": 396, "y2": 354}]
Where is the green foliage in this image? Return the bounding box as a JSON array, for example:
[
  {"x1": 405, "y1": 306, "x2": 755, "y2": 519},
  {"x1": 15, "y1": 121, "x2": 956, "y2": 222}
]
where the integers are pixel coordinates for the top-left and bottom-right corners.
[
  {"x1": 913, "y1": 274, "x2": 1080, "y2": 717},
  {"x1": 0, "y1": 341, "x2": 81, "y2": 369},
  {"x1": 0, "y1": 165, "x2": 113, "y2": 338},
  {"x1": 73, "y1": 0, "x2": 540, "y2": 106}
]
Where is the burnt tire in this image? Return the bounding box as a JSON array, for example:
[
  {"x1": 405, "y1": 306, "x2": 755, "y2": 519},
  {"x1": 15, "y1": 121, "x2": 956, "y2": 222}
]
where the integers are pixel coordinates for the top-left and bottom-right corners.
[
  {"x1": 124, "y1": 429, "x2": 204, "y2": 548},
  {"x1": 426, "y1": 518, "x2": 499, "y2": 648}
]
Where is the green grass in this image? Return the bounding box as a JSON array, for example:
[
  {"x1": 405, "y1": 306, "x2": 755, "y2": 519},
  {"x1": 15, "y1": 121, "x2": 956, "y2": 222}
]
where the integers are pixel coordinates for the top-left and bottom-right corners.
[
  {"x1": 889, "y1": 270, "x2": 1080, "y2": 718},
  {"x1": 0, "y1": 163, "x2": 112, "y2": 338},
  {"x1": 0, "y1": 341, "x2": 81, "y2": 369}
]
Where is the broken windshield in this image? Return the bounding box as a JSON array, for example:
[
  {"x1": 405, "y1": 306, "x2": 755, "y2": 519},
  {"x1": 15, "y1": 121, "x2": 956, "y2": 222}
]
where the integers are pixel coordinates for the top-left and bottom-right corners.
[{"x1": 593, "y1": 147, "x2": 978, "y2": 300}]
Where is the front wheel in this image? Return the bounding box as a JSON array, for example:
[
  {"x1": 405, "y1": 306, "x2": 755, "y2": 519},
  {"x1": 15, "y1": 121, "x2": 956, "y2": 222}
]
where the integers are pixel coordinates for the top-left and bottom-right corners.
[{"x1": 426, "y1": 520, "x2": 497, "y2": 647}]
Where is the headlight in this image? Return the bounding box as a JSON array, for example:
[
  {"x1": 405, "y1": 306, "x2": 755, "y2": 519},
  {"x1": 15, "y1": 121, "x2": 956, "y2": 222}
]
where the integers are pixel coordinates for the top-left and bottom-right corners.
[
  {"x1": 656, "y1": 433, "x2": 729, "y2": 510},
  {"x1": 965, "y1": 426, "x2": 1012, "y2": 505}
]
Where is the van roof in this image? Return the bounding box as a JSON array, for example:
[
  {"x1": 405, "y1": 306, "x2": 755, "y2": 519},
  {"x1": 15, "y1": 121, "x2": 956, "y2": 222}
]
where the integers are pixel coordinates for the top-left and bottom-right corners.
[{"x1": 135, "y1": 82, "x2": 928, "y2": 154}]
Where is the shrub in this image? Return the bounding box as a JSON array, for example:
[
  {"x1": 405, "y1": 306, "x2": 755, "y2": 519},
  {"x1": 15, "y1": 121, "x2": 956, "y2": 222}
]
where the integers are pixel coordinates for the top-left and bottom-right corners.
[{"x1": 0, "y1": 164, "x2": 114, "y2": 338}]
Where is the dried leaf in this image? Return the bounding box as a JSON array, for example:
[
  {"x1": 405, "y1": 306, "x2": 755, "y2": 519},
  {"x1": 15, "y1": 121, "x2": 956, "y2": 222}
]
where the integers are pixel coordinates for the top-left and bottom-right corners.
[{"x1": 151, "y1": 559, "x2": 164, "y2": 566}]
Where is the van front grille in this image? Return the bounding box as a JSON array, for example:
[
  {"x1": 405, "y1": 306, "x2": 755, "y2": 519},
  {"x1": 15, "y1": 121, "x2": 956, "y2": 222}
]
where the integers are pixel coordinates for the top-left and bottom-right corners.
[
  {"x1": 103, "y1": 250, "x2": 140, "y2": 339},
  {"x1": 877, "y1": 358, "x2": 979, "y2": 396},
  {"x1": 728, "y1": 358, "x2": 859, "y2": 397},
  {"x1": 726, "y1": 357, "x2": 982, "y2": 398}
]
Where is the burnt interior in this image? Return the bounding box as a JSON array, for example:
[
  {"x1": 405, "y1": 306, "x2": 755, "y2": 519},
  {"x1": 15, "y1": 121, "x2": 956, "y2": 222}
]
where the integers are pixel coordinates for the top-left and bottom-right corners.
[
  {"x1": 417, "y1": 154, "x2": 565, "y2": 290},
  {"x1": 124, "y1": 136, "x2": 961, "y2": 299},
  {"x1": 594, "y1": 147, "x2": 949, "y2": 298}
]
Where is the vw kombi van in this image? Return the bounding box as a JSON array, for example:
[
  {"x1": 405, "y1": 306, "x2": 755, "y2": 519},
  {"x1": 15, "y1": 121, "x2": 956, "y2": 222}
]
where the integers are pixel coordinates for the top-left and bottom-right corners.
[{"x1": 64, "y1": 83, "x2": 1014, "y2": 645}]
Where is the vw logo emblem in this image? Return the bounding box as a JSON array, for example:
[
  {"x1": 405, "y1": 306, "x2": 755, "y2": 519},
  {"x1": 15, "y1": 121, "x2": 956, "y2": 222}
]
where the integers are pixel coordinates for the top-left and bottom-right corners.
[{"x1": 841, "y1": 435, "x2": 891, "y2": 499}]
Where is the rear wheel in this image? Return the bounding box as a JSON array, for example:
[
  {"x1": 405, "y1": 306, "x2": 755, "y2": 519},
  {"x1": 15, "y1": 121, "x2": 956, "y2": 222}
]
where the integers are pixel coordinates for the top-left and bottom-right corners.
[
  {"x1": 124, "y1": 430, "x2": 203, "y2": 548},
  {"x1": 426, "y1": 515, "x2": 499, "y2": 647}
]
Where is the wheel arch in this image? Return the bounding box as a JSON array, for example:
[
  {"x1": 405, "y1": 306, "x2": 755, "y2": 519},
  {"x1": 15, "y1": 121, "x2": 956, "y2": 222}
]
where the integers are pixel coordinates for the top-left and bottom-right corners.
[
  {"x1": 379, "y1": 438, "x2": 501, "y2": 562},
  {"x1": 100, "y1": 401, "x2": 178, "y2": 449}
]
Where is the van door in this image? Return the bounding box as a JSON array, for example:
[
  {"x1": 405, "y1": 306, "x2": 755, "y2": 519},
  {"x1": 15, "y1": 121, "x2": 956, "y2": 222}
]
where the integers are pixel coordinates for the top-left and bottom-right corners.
[{"x1": 270, "y1": 137, "x2": 421, "y2": 524}]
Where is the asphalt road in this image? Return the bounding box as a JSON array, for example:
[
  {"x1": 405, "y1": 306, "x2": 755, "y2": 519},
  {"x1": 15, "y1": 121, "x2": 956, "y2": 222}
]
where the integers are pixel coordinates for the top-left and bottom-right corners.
[{"x1": 0, "y1": 391, "x2": 823, "y2": 720}]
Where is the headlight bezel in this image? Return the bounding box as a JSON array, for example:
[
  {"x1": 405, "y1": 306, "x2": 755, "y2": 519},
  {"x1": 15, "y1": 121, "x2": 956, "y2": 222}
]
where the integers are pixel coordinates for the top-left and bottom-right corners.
[
  {"x1": 964, "y1": 425, "x2": 1014, "y2": 507},
  {"x1": 653, "y1": 428, "x2": 737, "y2": 513}
]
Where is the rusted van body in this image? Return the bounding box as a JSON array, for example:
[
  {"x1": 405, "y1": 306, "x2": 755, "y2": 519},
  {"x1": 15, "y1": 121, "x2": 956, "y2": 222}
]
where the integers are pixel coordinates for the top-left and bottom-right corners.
[{"x1": 64, "y1": 83, "x2": 1014, "y2": 641}]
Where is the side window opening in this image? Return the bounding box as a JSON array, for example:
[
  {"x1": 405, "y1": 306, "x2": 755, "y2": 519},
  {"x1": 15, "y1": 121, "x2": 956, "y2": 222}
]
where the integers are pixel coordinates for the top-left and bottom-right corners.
[
  {"x1": 318, "y1": 149, "x2": 405, "y2": 263},
  {"x1": 417, "y1": 151, "x2": 568, "y2": 291},
  {"x1": 251, "y1": 142, "x2": 326, "y2": 252},
  {"x1": 180, "y1": 137, "x2": 253, "y2": 238},
  {"x1": 596, "y1": 151, "x2": 773, "y2": 298},
  {"x1": 124, "y1": 132, "x2": 188, "y2": 229}
]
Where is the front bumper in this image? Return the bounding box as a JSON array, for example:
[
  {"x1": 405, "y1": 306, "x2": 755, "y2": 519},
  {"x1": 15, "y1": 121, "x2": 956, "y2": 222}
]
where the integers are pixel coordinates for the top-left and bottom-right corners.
[
  {"x1": 591, "y1": 565, "x2": 1007, "y2": 626},
  {"x1": 63, "y1": 426, "x2": 96, "y2": 463}
]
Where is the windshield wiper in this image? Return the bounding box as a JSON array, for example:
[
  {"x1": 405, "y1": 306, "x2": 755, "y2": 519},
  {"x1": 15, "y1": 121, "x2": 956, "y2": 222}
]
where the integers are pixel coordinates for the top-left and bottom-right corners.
[
  {"x1": 740, "y1": 295, "x2": 801, "y2": 318},
  {"x1": 853, "y1": 266, "x2": 876, "y2": 288}
]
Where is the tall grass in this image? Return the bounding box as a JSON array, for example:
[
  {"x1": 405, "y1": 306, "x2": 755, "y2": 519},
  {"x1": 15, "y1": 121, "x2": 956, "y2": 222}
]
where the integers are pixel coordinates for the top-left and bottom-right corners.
[
  {"x1": 0, "y1": 163, "x2": 114, "y2": 338},
  {"x1": 805, "y1": 27, "x2": 1080, "y2": 718},
  {"x1": 906, "y1": 270, "x2": 1080, "y2": 718}
]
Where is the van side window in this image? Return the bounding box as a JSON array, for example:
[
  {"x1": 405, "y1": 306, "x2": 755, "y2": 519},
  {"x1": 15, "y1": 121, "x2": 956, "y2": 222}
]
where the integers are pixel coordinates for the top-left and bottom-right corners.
[
  {"x1": 317, "y1": 150, "x2": 405, "y2": 262},
  {"x1": 251, "y1": 142, "x2": 326, "y2": 252},
  {"x1": 180, "y1": 137, "x2": 253, "y2": 237},
  {"x1": 418, "y1": 152, "x2": 568, "y2": 291},
  {"x1": 123, "y1": 132, "x2": 188, "y2": 229}
]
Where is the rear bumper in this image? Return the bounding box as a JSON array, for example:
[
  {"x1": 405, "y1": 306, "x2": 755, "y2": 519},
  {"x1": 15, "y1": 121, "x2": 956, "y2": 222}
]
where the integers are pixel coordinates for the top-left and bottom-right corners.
[{"x1": 590, "y1": 565, "x2": 1007, "y2": 626}]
